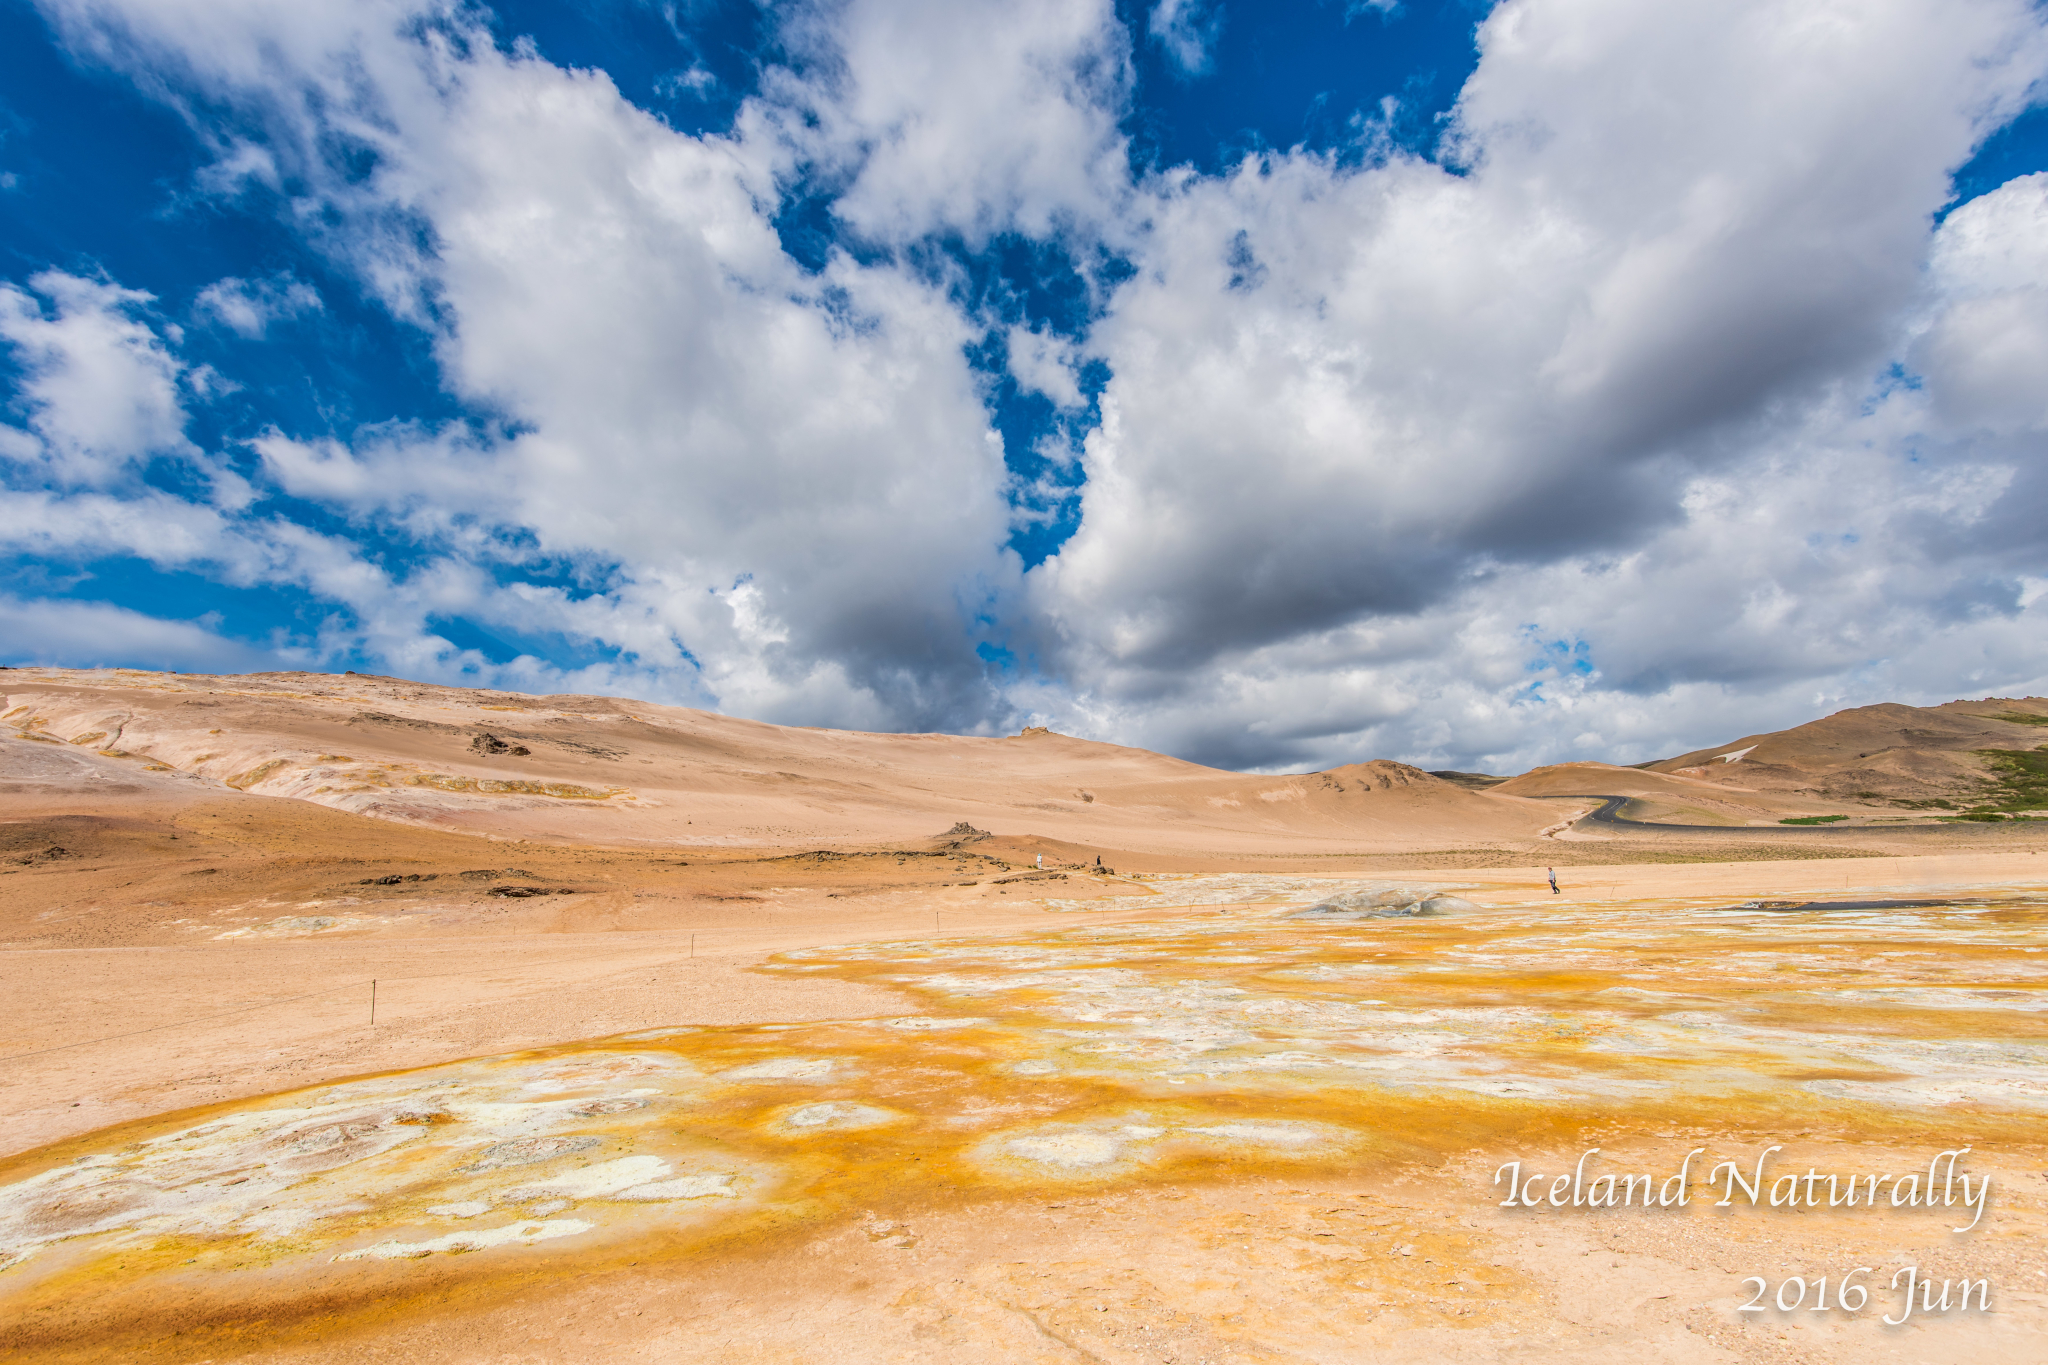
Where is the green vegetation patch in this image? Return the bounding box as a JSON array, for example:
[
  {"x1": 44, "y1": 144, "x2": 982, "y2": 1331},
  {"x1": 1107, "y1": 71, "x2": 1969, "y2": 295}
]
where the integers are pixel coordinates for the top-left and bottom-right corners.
[
  {"x1": 1964, "y1": 746, "x2": 2048, "y2": 814},
  {"x1": 1779, "y1": 814, "x2": 1849, "y2": 825},
  {"x1": 1991, "y1": 711, "x2": 2048, "y2": 726}
]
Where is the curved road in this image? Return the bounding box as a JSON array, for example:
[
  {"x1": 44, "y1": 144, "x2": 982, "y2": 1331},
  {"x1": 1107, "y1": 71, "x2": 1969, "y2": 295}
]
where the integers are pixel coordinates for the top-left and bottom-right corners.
[{"x1": 1554, "y1": 794, "x2": 2007, "y2": 839}]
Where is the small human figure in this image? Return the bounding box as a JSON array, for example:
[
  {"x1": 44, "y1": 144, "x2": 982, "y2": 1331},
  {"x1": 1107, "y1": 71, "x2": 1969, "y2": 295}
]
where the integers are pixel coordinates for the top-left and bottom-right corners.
[{"x1": 1547, "y1": 867, "x2": 1560, "y2": 895}]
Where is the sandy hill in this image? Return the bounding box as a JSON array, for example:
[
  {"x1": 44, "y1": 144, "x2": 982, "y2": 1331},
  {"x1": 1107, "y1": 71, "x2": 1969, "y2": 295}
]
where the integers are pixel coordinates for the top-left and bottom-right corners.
[
  {"x1": 1488, "y1": 761, "x2": 1826, "y2": 826},
  {"x1": 1489, "y1": 697, "x2": 2048, "y2": 824},
  {"x1": 0, "y1": 668, "x2": 1560, "y2": 854},
  {"x1": 1641, "y1": 696, "x2": 2048, "y2": 809}
]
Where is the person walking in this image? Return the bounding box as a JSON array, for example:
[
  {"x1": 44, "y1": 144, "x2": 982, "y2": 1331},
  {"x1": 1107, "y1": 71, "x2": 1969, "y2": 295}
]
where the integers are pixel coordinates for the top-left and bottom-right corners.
[{"x1": 1547, "y1": 867, "x2": 1560, "y2": 895}]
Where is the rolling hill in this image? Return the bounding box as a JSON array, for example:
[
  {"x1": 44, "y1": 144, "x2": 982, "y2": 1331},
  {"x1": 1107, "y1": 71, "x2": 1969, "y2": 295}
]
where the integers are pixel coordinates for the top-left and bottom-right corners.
[{"x1": 1, "y1": 667, "x2": 1559, "y2": 854}]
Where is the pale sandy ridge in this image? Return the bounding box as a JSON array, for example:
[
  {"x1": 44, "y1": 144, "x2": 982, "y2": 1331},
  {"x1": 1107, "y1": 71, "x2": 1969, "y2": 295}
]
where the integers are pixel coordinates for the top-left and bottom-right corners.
[
  {"x1": 12, "y1": 669, "x2": 2037, "y2": 862},
  {"x1": 0, "y1": 666, "x2": 1573, "y2": 852}
]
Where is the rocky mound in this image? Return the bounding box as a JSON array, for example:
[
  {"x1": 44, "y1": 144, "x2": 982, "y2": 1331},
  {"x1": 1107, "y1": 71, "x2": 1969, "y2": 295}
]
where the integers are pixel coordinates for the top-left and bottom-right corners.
[{"x1": 1286, "y1": 884, "x2": 1481, "y2": 919}]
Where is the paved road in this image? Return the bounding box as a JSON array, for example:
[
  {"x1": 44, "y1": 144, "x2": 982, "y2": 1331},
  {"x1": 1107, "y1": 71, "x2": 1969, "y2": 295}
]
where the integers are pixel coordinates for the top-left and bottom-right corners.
[{"x1": 1557, "y1": 794, "x2": 1998, "y2": 839}]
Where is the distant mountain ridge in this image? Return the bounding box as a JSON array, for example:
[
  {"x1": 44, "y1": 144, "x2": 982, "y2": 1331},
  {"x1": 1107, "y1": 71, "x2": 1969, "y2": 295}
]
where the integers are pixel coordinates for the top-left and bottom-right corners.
[
  {"x1": 0, "y1": 668, "x2": 1556, "y2": 853},
  {"x1": 9, "y1": 668, "x2": 2045, "y2": 842}
]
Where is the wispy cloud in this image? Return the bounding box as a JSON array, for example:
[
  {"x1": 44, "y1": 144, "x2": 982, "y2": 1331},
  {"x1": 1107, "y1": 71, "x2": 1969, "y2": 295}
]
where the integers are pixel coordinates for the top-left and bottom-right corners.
[
  {"x1": 194, "y1": 272, "x2": 322, "y2": 338},
  {"x1": 1149, "y1": 0, "x2": 1224, "y2": 77}
]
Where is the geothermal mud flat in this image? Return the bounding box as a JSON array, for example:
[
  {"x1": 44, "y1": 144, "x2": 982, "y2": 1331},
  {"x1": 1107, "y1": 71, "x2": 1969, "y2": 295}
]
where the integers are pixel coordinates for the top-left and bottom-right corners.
[
  {"x1": 4, "y1": 875, "x2": 2045, "y2": 1363},
  {"x1": 5, "y1": 671, "x2": 2048, "y2": 1361}
]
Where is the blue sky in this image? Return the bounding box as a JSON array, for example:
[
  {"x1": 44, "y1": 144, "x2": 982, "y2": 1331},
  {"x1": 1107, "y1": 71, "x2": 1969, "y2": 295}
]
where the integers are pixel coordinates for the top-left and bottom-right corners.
[{"x1": 3, "y1": 0, "x2": 2048, "y2": 773}]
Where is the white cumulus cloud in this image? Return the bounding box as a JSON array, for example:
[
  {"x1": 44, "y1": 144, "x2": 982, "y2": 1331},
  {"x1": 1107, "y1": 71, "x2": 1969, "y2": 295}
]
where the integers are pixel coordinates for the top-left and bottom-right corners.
[
  {"x1": 9, "y1": 0, "x2": 2048, "y2": 770},
  {"x1": 0, "y1": 271, "x2": 195, "y2": 484}
]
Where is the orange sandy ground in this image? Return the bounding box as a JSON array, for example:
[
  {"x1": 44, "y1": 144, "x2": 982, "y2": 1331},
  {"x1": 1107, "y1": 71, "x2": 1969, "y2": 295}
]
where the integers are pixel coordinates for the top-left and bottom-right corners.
[{"x1": 3, "y1": 770, "x2": 2046, "y2": 1361}]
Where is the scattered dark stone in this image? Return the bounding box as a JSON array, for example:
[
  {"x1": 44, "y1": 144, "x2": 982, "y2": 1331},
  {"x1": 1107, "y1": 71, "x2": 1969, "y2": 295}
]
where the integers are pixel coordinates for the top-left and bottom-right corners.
[
  {"x1": 7, "y1": 845, "x2": 72, "y2": 865},
  {"x1": 349, "y1": 711, "x2": 462, "y2": 734},
  {"x1": 471, "y1": 733, "x2": 510, "y2": 755},
  {"x1": 551, "y1": 740, "x2": 622, "y2": 758},
  {"x1": 487, "y1": 885, "x2": 573, "y2": 898}
]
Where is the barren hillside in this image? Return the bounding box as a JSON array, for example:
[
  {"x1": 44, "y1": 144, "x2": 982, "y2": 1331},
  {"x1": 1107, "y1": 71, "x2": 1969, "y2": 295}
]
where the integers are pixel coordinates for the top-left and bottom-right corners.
[
  {"x1": 1, "y1": 668, "x2": 1557, "y2": 854},
  {"x1": 1642, "y1": 696, "x2": 2048, "y2": 813}
]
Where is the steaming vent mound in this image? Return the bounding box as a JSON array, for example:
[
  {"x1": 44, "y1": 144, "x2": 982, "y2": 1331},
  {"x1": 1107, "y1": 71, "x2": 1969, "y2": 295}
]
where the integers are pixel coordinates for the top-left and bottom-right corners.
[{"x1": 1287, "y1": 884, "x2": 1480, "y2": 919}]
